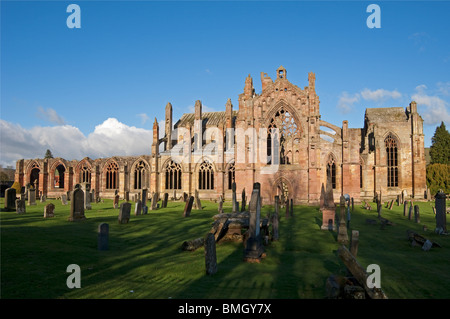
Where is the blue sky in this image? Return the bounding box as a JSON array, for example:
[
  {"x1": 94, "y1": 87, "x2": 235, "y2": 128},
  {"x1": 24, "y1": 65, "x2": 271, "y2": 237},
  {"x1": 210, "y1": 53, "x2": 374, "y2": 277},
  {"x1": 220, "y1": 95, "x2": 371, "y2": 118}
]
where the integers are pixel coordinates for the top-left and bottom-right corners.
[{"x1": 1, "y1": 0, "x2": 449, "y2": 167}]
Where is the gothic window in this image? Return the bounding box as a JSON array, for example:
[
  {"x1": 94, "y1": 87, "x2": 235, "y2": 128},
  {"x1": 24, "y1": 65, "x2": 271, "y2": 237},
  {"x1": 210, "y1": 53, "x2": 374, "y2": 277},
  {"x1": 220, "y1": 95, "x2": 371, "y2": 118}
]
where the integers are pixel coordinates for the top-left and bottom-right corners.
[
  {"x1": 165, "y1": 160, "x2": 182, "y2": 190},
  {"x1": 134, "y1": 160, "x2": 148, "y2": 190},
  {"x1": 54, "y1": 164, "x2": 65, "y2": 189},
  {"x1": 385, "y1": 134, "x2": 398, "y2": 187},
  {"x1": 198, "y1": 161, "x2": 214, "y2": 190},
  {"x1": 267, "y1": 106, "x2": 301, "y2": 165},
  {"x1": 227, "y1": 162, "x2": 235, "y2": 190},
  {"x1": 326, "y1": 155, "x2": 336, "y2": 189},
  {"x1": 105, "y1": 161, "x2": 118, "y2": 190},
  {"x1": 80, "y1": 163, "x2": 91, "y2": 183}
]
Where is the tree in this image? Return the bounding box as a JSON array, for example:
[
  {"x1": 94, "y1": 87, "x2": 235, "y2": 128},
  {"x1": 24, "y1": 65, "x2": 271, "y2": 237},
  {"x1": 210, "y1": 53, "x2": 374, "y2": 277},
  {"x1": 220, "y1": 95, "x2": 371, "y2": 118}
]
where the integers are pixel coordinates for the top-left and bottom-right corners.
[
  {"x1": 426, "y1": 163, "x2": 450, "y2": 195},
  {"x1": 429, "y1": 122, "x2": 450, "y2": 165},
  {"x1": 44, "y1": 149, "x2": 54, "y2": 159}
]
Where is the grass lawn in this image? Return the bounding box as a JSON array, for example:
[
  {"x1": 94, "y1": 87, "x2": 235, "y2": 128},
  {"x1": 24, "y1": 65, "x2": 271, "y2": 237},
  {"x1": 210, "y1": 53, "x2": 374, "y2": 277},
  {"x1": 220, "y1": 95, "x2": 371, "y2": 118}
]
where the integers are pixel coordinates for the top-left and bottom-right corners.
[{"x1": 1, "y1": 196, "x2": 449, "y2": 299}]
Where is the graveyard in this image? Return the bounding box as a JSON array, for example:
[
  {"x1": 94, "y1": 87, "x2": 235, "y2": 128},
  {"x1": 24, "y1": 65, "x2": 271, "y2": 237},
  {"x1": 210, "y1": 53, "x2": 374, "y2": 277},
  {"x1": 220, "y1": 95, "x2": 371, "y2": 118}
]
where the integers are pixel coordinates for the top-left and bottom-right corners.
[{"x1": 1, "y1": 191, "x2": 449, "y2": 299}]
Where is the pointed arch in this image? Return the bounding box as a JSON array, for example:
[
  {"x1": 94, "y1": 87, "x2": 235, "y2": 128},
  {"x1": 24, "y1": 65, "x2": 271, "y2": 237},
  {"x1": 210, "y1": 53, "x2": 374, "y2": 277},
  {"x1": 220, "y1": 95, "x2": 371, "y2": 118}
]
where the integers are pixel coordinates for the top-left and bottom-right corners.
[
  {"x1": 103, "y1": 159, "x2": 119, "y2": 190},
  {"x1": 75, "y1": 158, "x2": 92, "y2": 184},
  {"x1": 326, "y1": 153, "x2": 337, "y2": 189},
  {"x1": 225, "y1": 160, "x2": 235, "y2": 190},
  {"x1": 198, "y1": 160, "x2": 215, "y2": 190},
  {"x1": 385, "y1": 133, "x2": 399, "y2": 187},
  {"x1": 131, "y1": 158, "x2": 150, "y2": 190},
  {"x1": 164, "y1": 160, "x2": 182, "y2": 190}
]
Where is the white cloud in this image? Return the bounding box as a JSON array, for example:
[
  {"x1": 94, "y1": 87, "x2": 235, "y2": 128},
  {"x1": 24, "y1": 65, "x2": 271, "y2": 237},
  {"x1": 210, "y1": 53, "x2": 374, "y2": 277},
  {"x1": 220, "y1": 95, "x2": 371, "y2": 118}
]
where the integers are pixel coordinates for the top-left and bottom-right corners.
[
  {"x1": 360, "y1": 88, "x2": 402, "y2": 102},
  {"x1": 437, "y1": 82, "x2": 450, "y2": 96},
  {"x1": 0, "y1": 118, "x2": 153, "y2": 167},
  {"x1": 36, "y1": 106, "x2": 66, "y2": 125},
  {"x1": 411, "y1": 85, "x2": 450, "y2": 125},
  {"x1": 137, "y1": 113, "x2": 150, "y2": 125},
  {"x1": 337, "y1": 92, "x2": 360, "y2": 114}
]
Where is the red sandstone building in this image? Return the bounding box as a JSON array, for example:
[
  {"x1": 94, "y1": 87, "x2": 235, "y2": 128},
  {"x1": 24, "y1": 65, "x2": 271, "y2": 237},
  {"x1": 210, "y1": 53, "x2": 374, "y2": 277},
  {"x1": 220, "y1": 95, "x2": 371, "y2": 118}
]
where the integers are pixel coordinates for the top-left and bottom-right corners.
[{"x1": 15, "y1": 66, "x2": 427, "y2": 204}]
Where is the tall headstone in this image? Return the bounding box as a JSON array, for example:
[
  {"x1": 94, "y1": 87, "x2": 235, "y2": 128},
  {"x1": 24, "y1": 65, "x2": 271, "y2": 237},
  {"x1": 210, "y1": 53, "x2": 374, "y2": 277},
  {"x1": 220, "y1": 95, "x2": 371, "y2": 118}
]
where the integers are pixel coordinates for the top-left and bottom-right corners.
[
  {"x1": 218, "y1": 195, "x2": 224, "y2": 214},
  {"x1": 98, "y1": 223, "x2": 109, "y2": 251},
  {"x1": 205, "y1": 233, "x2": 217, "y2": 275},
  {"x1": 150, "y1": 192, "x2": 158, "y2": 210},
  {"x1": 194, "y1": 189, "x2": 202, "y2": 210},
  {"x1": 4, "y1": 188, "x2": 16, "y2": 211},
  {"x1": 435, "y1": 192, "x2": 447, "y2": 234},
  {"x1": 350, "y1": 230, "x2": 359, "y2": 257},
  {"x1": 414, "y1": 205, "x2": 420, "y2": 223},
  {"x1": 408, "y1": 203, "x2": 413, "y2": 220},
  {"x1": 134, "y1": 199, "x2": 142, "y2": 216},
  {"x1": 337, "y1": 195, "x2": 349, "y2": 245},
  {"x1": 68, "y1": 188, "x2": 86, "y2": 221},
  {"x1": 183, "y1": 196, "x2": 194, "y2": 217},
  {"x1": 81, "y1": 183, "x2": 92, "y2": 210},
  {"x1": 61, "y1": 194, "x2": 68, "y2": 205},
  {"x1": 43, "y1": 203, "x2": 55, "y2": 218},
  {"x1": 241, "y1": 188, "x2": 246, "y2": 212},
  {"x1": 403, "y1": 200, "x2": 408, "y2": 216},
  {"x1": 321, "y1": 177, "x2": 336, "y2": 231},
  {"x1": 141, "y1": 189, "x2": 148, "y2": 207},
  {"x1": 272, "y1": 196, "x2": 279, "y2": 241},
  {"x1": 232, "y1": 182, "x2": 238, "y2": 213},
  {"x1": 244, "y1": 183, "x2": 265, "y2": 263},
  {"x1": 15, "y1": 198, "x2": 26, "y2": 214},
  {"x1": 28, "y1": 188, "x2": 36, "y2": 206},
  {"x1": 118, "y1": 202, "x2": 131, "y2": 224},
  {"x1": 162, "y1": 193, "x2": 169, "y2": 208}
]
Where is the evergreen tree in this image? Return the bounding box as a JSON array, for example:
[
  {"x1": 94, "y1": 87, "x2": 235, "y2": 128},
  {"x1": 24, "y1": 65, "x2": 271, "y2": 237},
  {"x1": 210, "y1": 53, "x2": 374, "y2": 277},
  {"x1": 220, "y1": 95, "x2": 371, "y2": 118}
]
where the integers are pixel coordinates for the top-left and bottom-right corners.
[
  {"x1": 429, "y1": 121, "x2": 450, "y2": 165},
  {"x1": 44, "y1": 149, "x2": 54, "y2": 159}
]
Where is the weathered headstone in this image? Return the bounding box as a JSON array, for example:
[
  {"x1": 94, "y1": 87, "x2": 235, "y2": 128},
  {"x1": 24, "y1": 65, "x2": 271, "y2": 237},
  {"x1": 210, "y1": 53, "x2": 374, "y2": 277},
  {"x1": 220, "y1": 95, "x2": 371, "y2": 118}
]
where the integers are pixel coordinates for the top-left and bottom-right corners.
[
  {"x1": 337, "y1": 195, "x2": 349, "y2": 245},
  {"x1": 68, "y1": 188, "x2": 86, "y2": 221},
  {"x1": 232, "y1": 182, "x2": 238, "y2": 213},
  {"x1": 162, "y1": 193, "x2": 169, "y2": 208},
  {"x1": 134, "y1": 199, "x2": 142, "y2": 216},
  {"x1": 350, "y1": 230, "x2": 359, "y2": 257},
  {"x1": 241, "y1": 188, "x2": 246, "y2": 212},
  {"x1": 408, "y1": 203, "x2": 413, "y2": 220},
  {"x1": 15, "y1": 198, "x2": 26, "y2": 214},
  {"x1": 4, "y1": 188, "x2": 16, "y2": 211},
  {"x1": 403, "y1": 200, "x2": 408, "y2": 216},
  {"x1": 61, "y1": 194, "x2": 68, "y2": 205},
  {"x1": 40, "y1": 194, "x2": 46, "y2": 203},
  {"x1": 272, "y1": 196, "x2": 279, "y2": 241},
  {"x1": 141, "y1": 189, "x2": 148, "y2": 207},
  {"x1": 321, "y1": 178, "x2": 336, "y2": 230},
  {"x1": 422, "y1": 239, "x2": 433, "y2": 251},
  {"x1": 81, "y1": 183, "x2": 92, "y2": 210},
  {"x1": 143, "y1": 205, "x2": 148, "y2": 214},
  {"x1": 150, "y1": 192, "x2": 158, "y2": 210},
  {"x1": 183, "y1": 196, "x2": 194, "y2": 217},
  {"x1": 244, "y1": 183, "x2": 265, "y2": 263},
  {"x1": 435, "y1": 192, "x2": 447, "y2": 234},
  {"x1": 389, "y1": 199, "x2": 394, "y2": 210},
  {"x1": 28, "y1": 188, "x2": 36, "y2": 206},
  {"x1": 183, "y1": 192, "x2": 188, "y2": 202},
  {"x1": 118, "y1": 202, "x2": 131, "y2": 224},
  {"x1": 414, "y1": 205, "x2": 420, "y2": 223},
  {"x1": 44, "y1": 203, "x2": 55, "y2": 218},
  {"x1": 205, "y1": 233, "x2": 217, "y2": 275},
  {"x1": 114, "y1": 194, "x2": 119, "y2": 209},
  {"x1": 194, "y1": 189, "x2": 202, "y2": 210},
  {"x1": 124, "y1": 191, "x2": 129, "y2": 202},
  {"x1": 98, "y1": 223, "x2": 109, "y2": 251},
  {"x1": 218, "y1": 196, "x2": 224, "y2": 214}
]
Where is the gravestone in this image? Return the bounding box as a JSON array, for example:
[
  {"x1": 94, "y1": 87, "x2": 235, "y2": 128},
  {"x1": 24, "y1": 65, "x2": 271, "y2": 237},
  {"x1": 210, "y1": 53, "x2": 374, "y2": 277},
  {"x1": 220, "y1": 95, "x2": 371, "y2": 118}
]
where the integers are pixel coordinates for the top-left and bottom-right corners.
[
  {"x1": 15, "y1": 198, "x2": 26, "y2": 214},
  {"x1": 4, "y1": 188, "x2": 16, "y2": 211},
  {"x1": 118, "y1": 202, "x2": 131, "y2": 224},
  {"x1": 377, "y1": 201, "x2": 382, "y2": 218},
  {"x1": 389, "y1": 199, "x2": 394, "y2": 210},
  {"x1": 403, "y1": 200, "x2": 408, "y2": 216},
  {"x1": 67, "y1": 190, "x2": 71, "y2": 201},
  {"x1": 321, "y1": 178, "x2": 336, "y2": 230},
  {"x1": 408, "y1": 203, "x2": 413, "y2": 221},
  {"x1": 91, "y1": 189, "x2": 96, "y2": 203},
  {"x1": 81, "y1": 183, "x2": 92, "y2": 210},
  {"x1": 337, "y1": 195, "x2": 349, "y2": 245},
  {"x1": 43, "y1": 203, "x2": 55, "y2": 218},
  {"x1": 350, "y1": 230, "x2": 359, "y2": 257},
  {"x1": 183, "y1": 196, "x2": 194, "y2": 217},
  {"x1": 241, "y1": 188, "x2": 246, "y2": 212},
  {"x1": 426, "y1": 188, "x2": 431, "y2": 201},
  {"x1": 68, "y1": 188, "x2": 86, "y2": 221},
  {"x1": 113, "y1": 194, "x2": 119, "y2": 209},
  {"x1": 134, "y1": 199, "x2": 142, "y2": 216},
  {"x1": 142, "y1": 189, "x2": 148, "y2": 207},
  {"x1": 61, "y1": 194, "x2": 68, "y2": 205},
  {"x1": 143, "y1": 205, "x2": 148, "y2": 214},
  {"x1": 40, "y1": 194, "x2": 46, "y2": 203},
  {"x1": 435, "y1": 192, "x2": 447, "y2": 234},
  {"x1": 162, "y1": 193, "x2": 169, "y2": 208},
  {"x1": 414, "y1": 205, "x2": 420, "y2": 223},
  {"x1": 124, "y1": 191, "x2": 129, "y2": 202},
  {"x1": 98, "y1": 223, "x2": 109, "y2": 251},
  {"x1": 244, "y1": 183, "x2": 265, "y2": 263},
  {"x1": 272, "y1": 196, "x2": 279, "y2": 241},
  {"x1": 232, "y1": 182, "x2": 238, "y2": 213},
  {"x1": 204, "y1": 233, "x2": 217, "y2": 275},
  {"x1": 351, "y1": 197, "x2": 354, "y2": 212},
  {"x1": 218, "y1": 196, "x2": 224, "y2": 214},
  {"x1": 194, "y1": 189, "x2": 202, "y2": 210},
  {"x1": 150, "y1": 192, "x2": 158, "y2": 210},
  {"x1": 183, "y1": 192, "x2": 188, "y2": 202},
  {"x1": 28, "y1": 189, "x2": 36, "y2": 206}
]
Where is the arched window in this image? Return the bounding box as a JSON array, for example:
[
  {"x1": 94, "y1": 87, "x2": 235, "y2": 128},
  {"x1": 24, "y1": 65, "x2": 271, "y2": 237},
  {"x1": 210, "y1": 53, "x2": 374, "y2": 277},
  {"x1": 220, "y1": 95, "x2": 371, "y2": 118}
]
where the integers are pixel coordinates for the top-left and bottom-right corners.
[
  {"x1": 326, "y1": 155, "x2": 336, "y2": 189},
  {"x1": 54, "y1": 164, "x2": 65, "y2": 189},
  {"x1": 79, "y1": 163, "x2": 91, "y2": 183},
  {"x1": 267, "y1": 106, "x2": 301, "y2": 165},
  {"x1": 385, "y1": 134, "x2": 398, "y2": 187},
  {"x1": 105, "y1": 161, "x2": 118, "y2": 189},
  {"x1": 198, "y1": 161, "x2": 214, "y2": 190},
  {"x1": 227, "y1": 162, "x2": 235, "y2": 190},
  {"x1": 134, "y1": 160, "x2": 148, "y2": 189},
  {"x1": 165, "y1": 160, "x2": 182, "y2": 190}
]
